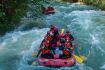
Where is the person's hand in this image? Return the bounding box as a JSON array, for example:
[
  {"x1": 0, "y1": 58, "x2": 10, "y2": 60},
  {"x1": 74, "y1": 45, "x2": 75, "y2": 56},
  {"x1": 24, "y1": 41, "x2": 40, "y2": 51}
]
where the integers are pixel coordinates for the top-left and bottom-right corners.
[{"x1": 70, "y1": 47, "x2": 74, "y2": 50}]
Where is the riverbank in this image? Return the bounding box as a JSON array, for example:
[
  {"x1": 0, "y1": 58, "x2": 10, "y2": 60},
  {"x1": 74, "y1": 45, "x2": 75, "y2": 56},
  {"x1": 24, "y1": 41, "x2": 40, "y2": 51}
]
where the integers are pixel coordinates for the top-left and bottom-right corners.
[
  {"x1": 61, "y1": 0, "x2": 105, "y2": 10},
  {"x1": 0, "y1": 0, "x2": 105, "y2": 37},
  {"x1": 82, "y1": 0, "x2": 105, "y2": 10},
  {"x1": 0, "y1": 0, "x2": 51, "y2": 36}
]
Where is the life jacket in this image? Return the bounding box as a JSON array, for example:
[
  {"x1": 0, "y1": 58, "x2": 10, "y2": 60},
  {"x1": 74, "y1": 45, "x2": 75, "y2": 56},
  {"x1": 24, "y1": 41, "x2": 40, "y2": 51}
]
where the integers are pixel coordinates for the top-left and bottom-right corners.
[
  {"x1": 58, "y1": 34, "x2": 64, "y2": 40},
  {"x1": 42, "y1": 40, "x2": 49, "y2": 47},
  {"x1": 51, "y1": 44, "x2": 56, "y2": 48},
  {"x1": 63, "y1": 49, "x2": 69, "y2": 56},
  {"x1": 56, "y1": 40, "x2": 60, "y2": 47},
  {"x1": 41, "y1": 48, "x2": 50, "y2": 54},
  {"x1": 64, "y1": 34, "x2": 70, "y2": 40},
  {"x1": 47, "y1": 26, "x2": 58, "y2": 42},
  {"x1": 48, "y1": 26, "x2": 57, "y2": 33},
  {"x1": 56, "y1": 38, "x2": 65, "y2": 47},
  {"x1": 65, "y1": 42, "x2": 72, "y2": 48},
  {"x1": 47, "y1": 7, "x2": 54, "y2": 12},
  {"x1": 46, "y1": 35, "x2": 52, "y2": 41},
  {"x1": 52, "y1": 37, "x2": 57, "y2": 42},
  {"x1": 65, "y1": 34, "x2": 74, "y2": 41}
]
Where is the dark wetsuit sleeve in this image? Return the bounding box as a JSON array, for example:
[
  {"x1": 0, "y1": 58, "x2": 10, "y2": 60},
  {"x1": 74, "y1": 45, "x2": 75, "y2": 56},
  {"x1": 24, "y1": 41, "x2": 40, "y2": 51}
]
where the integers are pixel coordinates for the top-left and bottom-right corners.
[
  {"x1": 53, "y1": 29, "x2": 59, "y2": 36},
  {"x1": 40, "y1": 39, "x2": 45, "y2": 48},
  {"x1": 69, "y1": 34, "x2": 74, "y2": 41},
  {"x1": 36, "y1": 49, "x2": 41, "y2": 57}
]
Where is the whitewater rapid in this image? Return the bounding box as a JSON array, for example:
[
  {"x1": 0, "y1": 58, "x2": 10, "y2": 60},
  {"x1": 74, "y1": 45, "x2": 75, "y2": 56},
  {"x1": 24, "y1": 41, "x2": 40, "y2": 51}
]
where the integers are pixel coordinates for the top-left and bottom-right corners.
[{"x1": 0, "y1": 3, "x2": 105, "y2": 70}]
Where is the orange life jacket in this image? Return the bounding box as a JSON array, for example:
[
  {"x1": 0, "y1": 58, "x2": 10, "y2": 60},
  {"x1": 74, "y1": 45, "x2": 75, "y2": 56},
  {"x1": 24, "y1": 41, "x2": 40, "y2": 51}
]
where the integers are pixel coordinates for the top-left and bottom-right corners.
[
  {"x1": 42, "y1": 40, "x2": 49, "y2": 47},
  {"x1": 41, "y1": 48, "x2": 50, "y2": 54},
  {"x1": 63, "y1": 49, "x2": 69, "y2": 56},
  {"x1": 47, "y1": 35, "x2": 52, "y2": 41}
]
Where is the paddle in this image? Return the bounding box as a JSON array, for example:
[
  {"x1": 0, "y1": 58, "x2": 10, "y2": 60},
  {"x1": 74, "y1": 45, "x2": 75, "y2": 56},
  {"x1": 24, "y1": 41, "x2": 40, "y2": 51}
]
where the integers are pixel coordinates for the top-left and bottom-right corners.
[
  {"x1": 62, "y1": 37, "x2": 85, "y2": 63},
  {"x1": 31, "y1": 52, "x2": 39, "y2": 65},
  {"x1": 59, "y1": 29, "x2": 65, "y2": 36},
  {"x1": 72, "y1": 46, "x2": 85, "y2": 63},
  {"x1": 32, "y1": 52, "x2": 37, "y2": 57},
  {"x1": 72, "y1": 54, "x2": 85, "y2": 64},
  {"x1": 32, "y1": 57, "x2": 38, "y2": 65},
  {"x1": 79, "y1": 55, "x2": 85, "y2": 60},
  {"x1": 64, "y1": 46, "x2": 85, "y2": 64}
]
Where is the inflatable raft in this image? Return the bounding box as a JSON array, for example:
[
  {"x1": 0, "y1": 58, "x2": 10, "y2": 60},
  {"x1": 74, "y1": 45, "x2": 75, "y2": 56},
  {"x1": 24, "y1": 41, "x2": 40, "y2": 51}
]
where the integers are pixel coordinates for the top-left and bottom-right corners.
[{"x1": 39, "y1": 57, "x2": 75, "y2": 67}]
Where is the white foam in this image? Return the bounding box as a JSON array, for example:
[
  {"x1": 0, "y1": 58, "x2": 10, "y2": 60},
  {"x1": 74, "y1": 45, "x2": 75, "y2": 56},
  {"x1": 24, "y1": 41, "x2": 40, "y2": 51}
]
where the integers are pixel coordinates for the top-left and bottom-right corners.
[
  {"x1": 90, "y1": 34, "x2": 105, "y2": 53},
  {"x1": 0, "y1": 42, "x2": 6, "y2": 51},
  {"x1": 100, "y1": 63, "x2": 105, "y2": 69},
  {"x1": 90, "y1": 34, "x2": 99, "y2": 45}
]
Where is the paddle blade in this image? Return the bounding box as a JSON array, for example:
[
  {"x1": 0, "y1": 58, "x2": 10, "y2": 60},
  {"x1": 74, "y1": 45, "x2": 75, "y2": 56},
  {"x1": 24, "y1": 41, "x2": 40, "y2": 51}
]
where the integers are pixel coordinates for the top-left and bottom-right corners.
[
  {"x1": 80, "y1": 55, "x2": 85, "y2": 60},
  {"x1": 61, "y1": 29, "x2": 64, "y2": 33},
  {"x1": 32, "y1": 61, "x2": 37, "y2": 65},
  {"x1": 73, "y1": 54, "x2": 84, "y2": 64},
  {"x1": 32, "y1": 52, "x2": 37, "y2": 57},
  {"x1": 60, "y1": 29, "x2": 64, "y2": 36}
]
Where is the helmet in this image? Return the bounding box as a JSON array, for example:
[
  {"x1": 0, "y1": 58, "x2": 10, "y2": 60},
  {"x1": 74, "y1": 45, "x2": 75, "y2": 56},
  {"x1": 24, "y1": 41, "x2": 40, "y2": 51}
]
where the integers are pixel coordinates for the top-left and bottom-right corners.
[
  {"x1": 50, "y1": 25, "x2": 55, "y2": 29},
  {"x1": 50, "y1": 24, "x2": 54, "y2": 27}
]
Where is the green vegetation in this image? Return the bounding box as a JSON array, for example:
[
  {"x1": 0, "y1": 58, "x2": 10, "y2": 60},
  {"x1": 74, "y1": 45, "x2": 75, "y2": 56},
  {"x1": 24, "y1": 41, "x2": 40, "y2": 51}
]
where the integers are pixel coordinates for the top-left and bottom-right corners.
[
  {"x1": 0, "y1": 0, "x2": 50, "y2": 36},
  {"x1": 62, "y1": 0, "x2": 78, "y2": 3},
  {"x1": 82, "y1": 0, "x2": 105, "y2": 10},
  {"x1": 0, "y1": 0, "x2": 105, "y2": 36},
  {"x1": 29, "y1": 0, "x2": 51, "y2": 18},
  {"x1": 0, "y1": 0, "x2": 28, "y2": 35},
  {"x1": 62, "y1": 0, "x2": 105, "y2": 10}
]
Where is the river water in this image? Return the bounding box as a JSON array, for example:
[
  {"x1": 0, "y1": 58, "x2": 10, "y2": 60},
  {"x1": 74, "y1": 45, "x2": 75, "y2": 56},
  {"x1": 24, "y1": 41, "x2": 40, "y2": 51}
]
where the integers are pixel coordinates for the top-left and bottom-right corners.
[{"x1": 0, "y1": 2, "x2": 105, "y2": 70}]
